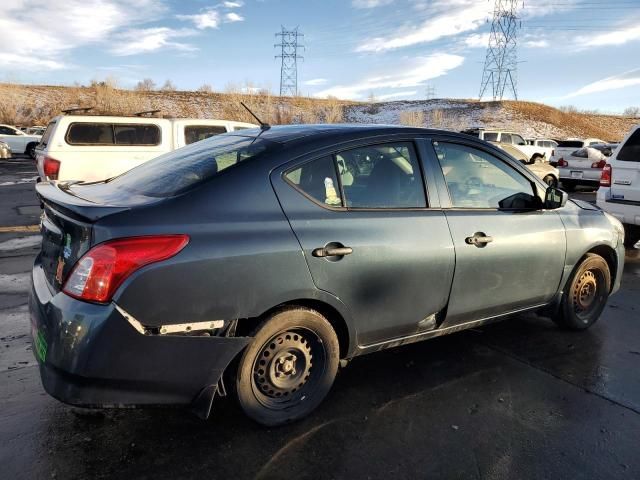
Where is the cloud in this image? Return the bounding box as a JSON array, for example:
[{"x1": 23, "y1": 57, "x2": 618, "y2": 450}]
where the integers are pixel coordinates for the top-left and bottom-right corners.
[
  {"x1": 377, "y1": 91, "x2": 418, "y2": 101},
  {"x1": 463, "y1": 33, "x2": 490, "y2": 48},
  {"x1": 356, "y1": 1, "x2": 487, "y2": 52},
  {"x1": 177, "y1": 10, "x2": 221, "y2": 29},
  {"x1": 575, "y1": 24, "x2": 640, "y2": 48},
  {"x1": 110, "y1": 28, "x2": 198, "y2": 56},
  {"x1": 314, "y1": 53, "x2": 464, "y2": 100},
  {"x1": 221, "y1": 1, "x2": 243, "y2": 7},
  {"x1": 565, "y1": 68, "x2": 640, "y2": 98},
  {"x1": 0, "y1": 53, "x2": 67, "y2": 71},
  {"x1": 225, "y1": 12, "x2": 244, "y2": 23},
  {"x1": 352, "y1": 0, "x2": 392, "y2": 8},
  {"x1": 523, "y1": 39, "x2": 549, "y2": 48},
  {"x1": 304, "y1": 78, "x2": 329, "y2": 86}
]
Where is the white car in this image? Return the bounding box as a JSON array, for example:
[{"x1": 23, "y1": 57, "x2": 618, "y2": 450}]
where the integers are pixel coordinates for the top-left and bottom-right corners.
[
  {"x1": 526, "y1": 138, "x2": 558, "y2": 160},
  {"x1": 556, "y1": 146, "x2": 611, "y2": 191},
  {"x1": 35, "y1": 116, "x2": 257, "y2": 183},
  {"x1": 550, "y1": 138, "x2": 606, "y2": 165},
  {"x1": 596, "y1": 125, "x2": 640, "y2": 247},
  {"x1": 462, "y1": 129, "x2": 550, "y2": 161},
  {"x1": 0, "y1": 124, "x2": 42, "y2": 158}
]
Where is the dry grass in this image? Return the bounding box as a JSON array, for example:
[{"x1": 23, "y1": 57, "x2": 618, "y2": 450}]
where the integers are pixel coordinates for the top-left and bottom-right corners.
[{"x1": 399, "y1": 110, "x2": 425, "y2": 127}]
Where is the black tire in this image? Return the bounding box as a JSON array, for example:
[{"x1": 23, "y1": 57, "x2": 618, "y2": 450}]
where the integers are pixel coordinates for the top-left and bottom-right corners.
[
  {"x1": 553, "y1": 253, "x2": 610, "y2": 330},
  {"x1": 530, "y1": 153, "x2": 544, "y2": 164},
  {"x1": 543, "y1": 175, "x2": 558, "y2": 188},
  {"x1": 561, "y1": 181, "x2": 576, "y2": 192},
  {"x1": 623, "y1": 224, "x2": 640, "y2": 248},
  {"x1": 26, "y1": 142, "x2": 37, "y2": 159},
  {"x1": 236, "y1": 307, "x2": 339, "y2": 426}
]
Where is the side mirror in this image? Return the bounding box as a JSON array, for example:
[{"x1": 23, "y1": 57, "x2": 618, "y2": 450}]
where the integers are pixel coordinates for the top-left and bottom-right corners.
[{"x1": 545, "y1": 186, "x2": 568, "y2": 209}]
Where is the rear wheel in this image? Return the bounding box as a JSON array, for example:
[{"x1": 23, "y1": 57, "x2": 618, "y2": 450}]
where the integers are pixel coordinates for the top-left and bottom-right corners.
[
  {"x1": 553, "y1": 253, "x2": 610, "y2": 330},
  {"x1": 624, "y1": 224, "x2": 640, "y2": 248},
  {"x1": 236, "y1": 307, "x2": 339, "y2": 426},
  {"x1": 543, "y1": 175, "x2": 558, "y2": 188},
  {"x1": 26, "y1": 142, "x2": 37, "y2": 159}
]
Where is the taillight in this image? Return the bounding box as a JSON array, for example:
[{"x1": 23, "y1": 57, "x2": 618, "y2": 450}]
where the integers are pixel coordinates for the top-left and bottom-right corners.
[
  {"x1": 63, "y1": 235, "x2": 189, "y2": 303},
  {"x1": 43, "y1": 155, "x2": 61, "y2": 180},
  {"x1": 557, "y1": 158, "x2": 568, "y2": 167},
  {"x1": 591, "y1": 159, "x2": 606, "y2": 169},
  {"x1": 600, "y1": 164, "x2": 612, "y2": 187}
]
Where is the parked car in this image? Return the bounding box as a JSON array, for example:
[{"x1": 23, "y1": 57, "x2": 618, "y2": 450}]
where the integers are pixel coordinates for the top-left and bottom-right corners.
[
  {"x1": 492, "y1": 142, "x2": 559, "y2": 186},
  {"x1": 0, "y1": 124, "x2": 42, "y2": 158},
  {"x1": 0, "y1": 141, "x2": 12, "y2": 159},
  {"x1": 525, "y1": 138, "x2": 558, "y2": 160},
  {"x1": 550, "y1": 138, "x2": 607, "y2": 166},
  {"x1": 460, "y1": 128, "x2": 549, "y2": 161},
  {"x1": 557, "y1": 145, "x2": 613, "y2": 191},
  {"x1": 597, "y1": 125, "x2": 640, "y2": 247},
  {"x1": 34, "y1": 115, "x2": 257, "y2": 183},
  {"x1": 30, "y1": 125, "x2": 625, "y2": 426}
]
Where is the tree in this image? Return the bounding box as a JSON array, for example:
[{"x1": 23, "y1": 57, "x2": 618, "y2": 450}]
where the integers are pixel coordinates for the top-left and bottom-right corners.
[
  {"x1": 197, "y1": 84, "x2": 213, "y2": 93},
  {"x1": 623, "y1": 106, "x2": 640, "y2": 118},
  {"x1": 160, "y1": 80, "x2": 177, "y2": 92},
  {"x1": 135, "y1": 78, "x2": 156, "y2": 91}
]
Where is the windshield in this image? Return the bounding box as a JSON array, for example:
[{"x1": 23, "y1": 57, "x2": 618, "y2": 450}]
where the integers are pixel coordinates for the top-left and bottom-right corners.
[{"x1": 93, "y1": 134, "x2": 275, "y2": 198}]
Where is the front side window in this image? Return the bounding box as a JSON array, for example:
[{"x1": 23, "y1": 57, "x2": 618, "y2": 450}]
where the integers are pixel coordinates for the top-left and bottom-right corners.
[
  {"x1": 285, "y1": 156, "x2": 343, "y2": 207},
  {"x1": 433, "y1": 142, "x2": 537, "y2": 209},
  {"x1": 337, "y1": 142, "x2": 426, "y2": 208},
  {"x1": 184, "y1": 125, "x2": 227, "y2": 145},
  {"x1": 0, "y1": 126, "x2": 17, "y2": 135},
  {"x1": 512, "y1": 134, "x2": 526, "y2": 146},
  {"x1": 618, "y1": 129, "x2": 640, "y2": 162},
  {"x1": 500, "y1": 133, "x2": 513, "y2": 144}
]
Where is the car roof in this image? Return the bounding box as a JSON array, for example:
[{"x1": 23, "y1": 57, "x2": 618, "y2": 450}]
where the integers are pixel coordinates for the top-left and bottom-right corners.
[{"x1": 226, "y1": 123, "x2": 451, "y2": 145}]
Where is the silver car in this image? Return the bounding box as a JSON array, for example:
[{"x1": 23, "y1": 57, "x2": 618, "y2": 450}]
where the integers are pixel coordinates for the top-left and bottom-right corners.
[{"x1": 0, "y1": 141, "x2": 12, "y2": 159}]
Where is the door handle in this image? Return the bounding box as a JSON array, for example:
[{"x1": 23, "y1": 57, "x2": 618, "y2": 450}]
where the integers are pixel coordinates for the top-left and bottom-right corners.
[
  {"x1": 312, "y1": 246, "x2": 353, "y2": 258},
  {"x1": 465, "y1": 232, "x2": 493, "y2": 248}
]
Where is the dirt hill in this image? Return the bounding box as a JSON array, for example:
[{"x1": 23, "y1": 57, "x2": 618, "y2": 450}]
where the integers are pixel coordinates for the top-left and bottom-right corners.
[{"x1": 1, "y1": 83, "x2": 636, "y2": 141}]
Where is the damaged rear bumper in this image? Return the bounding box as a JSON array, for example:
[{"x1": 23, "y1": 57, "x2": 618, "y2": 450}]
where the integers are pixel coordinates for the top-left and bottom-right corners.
[{"x1": 29, "y1": 262, "x2": 250, "y2": 418}]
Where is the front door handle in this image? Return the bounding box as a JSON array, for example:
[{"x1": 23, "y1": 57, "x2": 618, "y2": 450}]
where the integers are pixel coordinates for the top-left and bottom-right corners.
[
  {"x1": 312, "y1": 246, "x2": 353, "y2": 258},
  {"x1": 465, "y1": 232, "x2": 493, "y2": 248}
]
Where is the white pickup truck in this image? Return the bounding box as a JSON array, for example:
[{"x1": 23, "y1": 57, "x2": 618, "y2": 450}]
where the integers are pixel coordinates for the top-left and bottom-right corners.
[
  {"x1": 35, "y1": 115, "x2": 257, "y2": 182},
  {"x1": 0, "y1": 124, "x2": 42, "y2": 158},
  {"x1": 461, "y1": 129, "x2": 550, "y2": 161}
]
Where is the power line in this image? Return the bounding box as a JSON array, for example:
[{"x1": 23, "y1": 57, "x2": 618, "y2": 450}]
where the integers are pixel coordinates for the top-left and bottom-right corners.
[
  {"x1": 275, "y1": 26, "x2": 304, "y2": 97},
  {"x1": 480, "y1": 0, "x2": 521, "y2": 101}
]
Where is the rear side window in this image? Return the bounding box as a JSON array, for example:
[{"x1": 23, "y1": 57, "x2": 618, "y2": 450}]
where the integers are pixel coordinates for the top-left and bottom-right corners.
[
  {"x1": 285, "y1": 156, "x2": 342, "y2": 207},
  {"x1": 618, "y1": 129, "x2": 640, "y2": 162},
  {"x1": 500, "y1": 133, "x2": 513, "y2": 143},
  {"x1": 184, "y1": 125, "x2": 227, "y2": 145},
  {"x1": 65, "y1": 123, "x2": 160, "y2": 146},
  {"x1": 483, "y1": 132, "x2": 498, "y2": 142}
]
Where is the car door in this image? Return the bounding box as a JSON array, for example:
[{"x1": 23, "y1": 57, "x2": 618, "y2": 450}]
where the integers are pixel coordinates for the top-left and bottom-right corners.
[
  {"x1": 271, "y1": 139, "x2": 455, "y2": 346},
  {"x1": 427, "y1": 139, "x2": 566, "y2": 327},
  {"x1": 610, "y1": 128, "x2": 640, "y2": 202}
]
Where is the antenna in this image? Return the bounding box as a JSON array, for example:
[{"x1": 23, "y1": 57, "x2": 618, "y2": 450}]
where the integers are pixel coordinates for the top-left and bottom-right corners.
[
  {"x1": 275, "y1": 26, "x2": 304, "y2": 97},
  {"x1": 240, "y1": 102, "x2": 270, "y2": 131},
  {"x1": 479, "y1": 0, "x2": 520, "y2": 101}
]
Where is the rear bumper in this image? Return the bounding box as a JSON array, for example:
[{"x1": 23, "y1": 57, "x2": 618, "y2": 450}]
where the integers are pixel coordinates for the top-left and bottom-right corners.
[
  {"x1": 558, "y1": 166, "x2": 602, "y2": 184},
  {"x1": 29, "y1": 262, "x2": 249, "y2": 416},
  {"x1": 597, "y1": 188, "x2": 640, "y2": 226}
]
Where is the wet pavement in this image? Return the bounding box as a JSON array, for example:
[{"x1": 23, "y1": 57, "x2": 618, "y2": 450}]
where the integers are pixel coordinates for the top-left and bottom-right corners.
[{"x1": 1, "y1": 156, "x2": 639, "y2": 479}]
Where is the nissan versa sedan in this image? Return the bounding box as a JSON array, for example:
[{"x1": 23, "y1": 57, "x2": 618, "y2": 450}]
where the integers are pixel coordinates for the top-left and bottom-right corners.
[{"x1": 30, "y1": 125, "x2": 625, "y2": 426}]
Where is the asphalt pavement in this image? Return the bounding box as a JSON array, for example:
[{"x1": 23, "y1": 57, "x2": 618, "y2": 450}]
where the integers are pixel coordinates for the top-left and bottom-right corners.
[{"x1": 1, "y1": 156, "x2": 639, "y2": 480}]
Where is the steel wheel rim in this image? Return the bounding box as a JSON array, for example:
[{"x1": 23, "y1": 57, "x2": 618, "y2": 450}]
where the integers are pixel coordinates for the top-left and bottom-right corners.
[
  {"x1": 572, "y1": 269, "x2": 603, "y2": 321},
  {"x1": 251, "y1": 327, "x2": 327, "y2": 410}
]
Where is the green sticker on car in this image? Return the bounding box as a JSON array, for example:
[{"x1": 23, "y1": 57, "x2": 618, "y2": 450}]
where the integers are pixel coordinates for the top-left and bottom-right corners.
[{"x1": 34, "y1": 330, "x2": 47, "y2": 363}]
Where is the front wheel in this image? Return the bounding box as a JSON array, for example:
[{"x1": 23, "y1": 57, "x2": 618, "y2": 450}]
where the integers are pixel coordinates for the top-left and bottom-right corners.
[
  {"x1": 236, "y1": 307, "x2": 339, "y2": 426},
  {"x1": 553, "y1": 253, "x2": 610, "y2": 330}
]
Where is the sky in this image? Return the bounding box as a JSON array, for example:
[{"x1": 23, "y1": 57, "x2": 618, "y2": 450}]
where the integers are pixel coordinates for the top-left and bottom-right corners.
[{"x1": 2, "y1": 0, "x2": 640, "y2": 112}]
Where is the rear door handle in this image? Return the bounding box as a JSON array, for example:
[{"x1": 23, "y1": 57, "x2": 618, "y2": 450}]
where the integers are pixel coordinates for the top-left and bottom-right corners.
[
  {"x1": 465, "y1": 232, "x2": 493, "y2": 248},
  {"x1": 312, "y1": 246, "x2": 353, "y2": 257}
]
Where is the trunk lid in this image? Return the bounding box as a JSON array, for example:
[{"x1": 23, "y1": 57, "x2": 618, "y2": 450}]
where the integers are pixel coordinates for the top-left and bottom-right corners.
[{"x1": 36, "y1": 182, "x2": 133, "y2": 292}]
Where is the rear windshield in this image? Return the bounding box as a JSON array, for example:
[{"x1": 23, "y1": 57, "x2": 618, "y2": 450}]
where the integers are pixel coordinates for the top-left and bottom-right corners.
[
  {"x1": 557, "y1": 140, "x2": 583, "y2": 148},
  {"x1": 39, "y1": 121, "x2": 56, "y2": 147},
  {"x1": 101, "y1": 134, "x2": 274, "y2": 197},
  {"x1": 618, "y1": 130, "x2": 640, "y2": 162},
  {"x1": 65, "y1": 123, "x2": 161, "y2": 146}
]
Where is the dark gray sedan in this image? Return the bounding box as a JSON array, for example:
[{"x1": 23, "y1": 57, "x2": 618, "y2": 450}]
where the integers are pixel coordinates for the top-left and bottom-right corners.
[{"x1": 30, "y1": 125, "x2": 625, "y2": 426}]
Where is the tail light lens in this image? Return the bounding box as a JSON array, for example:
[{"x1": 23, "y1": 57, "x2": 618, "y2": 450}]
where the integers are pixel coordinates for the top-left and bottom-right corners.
[
  {"x1": 63, "y1": 235, "x2": 189, "y2": 303},
  {"x1": 591, "y1": 159, "x2": 607, "y2": 169},
  {"x1": 600, "y1": 164, "x2": 612, "y2": 187},
  {"x1": 557, "y1": 158, "x2": 568, "y2": 167},
  {"x1": 43, "y1": 155, "x2": 61, "y2": 180}
]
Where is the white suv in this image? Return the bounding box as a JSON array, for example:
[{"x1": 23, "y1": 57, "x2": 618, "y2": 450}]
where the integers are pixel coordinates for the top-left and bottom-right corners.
[
  {"x1": 596, "y1": 125, "x2": 640, "y2": 247},
  {"x1": 35, "y1": 116, "x2": 256, "y2": 183},
  {"x1": 462, "y1": 129, "x2": 549, "y2": 161}
]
